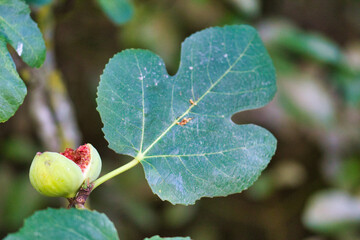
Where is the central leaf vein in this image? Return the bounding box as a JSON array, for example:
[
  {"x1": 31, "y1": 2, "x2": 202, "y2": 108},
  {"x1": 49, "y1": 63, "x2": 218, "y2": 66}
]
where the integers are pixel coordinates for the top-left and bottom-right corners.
[{"x1": 135, "y1": 55, "x2": 146, "y2": 153}]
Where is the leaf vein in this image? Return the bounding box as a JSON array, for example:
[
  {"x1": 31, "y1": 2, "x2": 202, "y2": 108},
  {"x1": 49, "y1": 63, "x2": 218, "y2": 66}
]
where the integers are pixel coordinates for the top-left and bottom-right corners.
[{"x1": 135, "y1": 54, "x2": 146, "y2": 153}]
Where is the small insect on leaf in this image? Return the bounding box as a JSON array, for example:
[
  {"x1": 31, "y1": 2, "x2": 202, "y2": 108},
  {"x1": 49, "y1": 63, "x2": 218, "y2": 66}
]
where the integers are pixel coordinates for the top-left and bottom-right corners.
[
  {"x1": 189, "y1": 99, "x2": 196, "y2": 105},
  {"x1": 176, "y1": 117, "x2": 193, "y2": 126}
]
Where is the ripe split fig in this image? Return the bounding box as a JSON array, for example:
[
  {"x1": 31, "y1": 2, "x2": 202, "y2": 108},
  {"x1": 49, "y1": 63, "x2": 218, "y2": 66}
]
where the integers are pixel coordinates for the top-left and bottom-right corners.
[{"x1": 29, "y1": 144, "x2": 102, "y2": 198}]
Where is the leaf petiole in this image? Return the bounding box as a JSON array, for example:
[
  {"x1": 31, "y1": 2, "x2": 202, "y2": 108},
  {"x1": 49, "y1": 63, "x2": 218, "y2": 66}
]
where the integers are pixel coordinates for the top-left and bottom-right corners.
[{"x1": 92, "y1": 157, "x2": 141, "y2": 190}]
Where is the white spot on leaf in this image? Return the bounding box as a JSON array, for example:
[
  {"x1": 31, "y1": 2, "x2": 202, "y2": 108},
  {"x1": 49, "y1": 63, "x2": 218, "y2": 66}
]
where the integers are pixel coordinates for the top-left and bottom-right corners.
[{"x1": 16, "y1": 43, "x2": 23, "y2": 56}]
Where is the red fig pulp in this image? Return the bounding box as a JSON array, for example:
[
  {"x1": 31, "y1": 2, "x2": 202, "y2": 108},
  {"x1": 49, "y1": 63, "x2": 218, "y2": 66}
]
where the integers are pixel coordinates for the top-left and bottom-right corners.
[{"x1": 61, "y1": 144, "x2": 91, "y2": 173}]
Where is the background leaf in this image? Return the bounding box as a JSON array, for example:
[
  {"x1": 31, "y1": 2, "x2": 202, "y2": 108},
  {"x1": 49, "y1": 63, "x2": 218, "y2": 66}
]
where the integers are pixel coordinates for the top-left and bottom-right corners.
[
  {"x1": 0, "y1": 38, "x2": 27, "y2": 123},
  {"x1": 332, "y1": 69, "x2": 360, "y2": 106},
  {"x1": 97, "y1": 25, "x2": 277, "y2": 205},
  {"x1": 303, "y1": 190, "x2": 360, "y2": 234},
  {"x1": 270, "y1": 25, "x2": 343, "y2": 65},
  {"x1": 25, "y1": 0, "x2": 52, "y2": 6},
  {"x1": 4, "y1": 208, "x2": 119, "y2": 240},
  {"x1": 0, "y1": 0, "x2": 46, "y2": 67},
  {"x1": 96, "y1": 0, "x2": 134, "y2": 25},
  {"x1": 145, "y1": 236, "x2": 191, "y2": 240}
]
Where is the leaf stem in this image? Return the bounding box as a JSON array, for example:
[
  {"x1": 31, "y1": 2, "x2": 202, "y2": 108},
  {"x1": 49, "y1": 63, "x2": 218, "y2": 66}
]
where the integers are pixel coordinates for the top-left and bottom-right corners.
[{"x1": 92, "y1": 158, "x2": 140, "y2": 190}]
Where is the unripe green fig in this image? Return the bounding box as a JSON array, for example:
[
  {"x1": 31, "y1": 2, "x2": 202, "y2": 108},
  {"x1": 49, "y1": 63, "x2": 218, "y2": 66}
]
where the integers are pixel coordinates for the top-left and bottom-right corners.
[
  {"x1": 29, "y1": 152, "x2": 84, "y2": 198},
  {"x1": 29, "y1": 144, "x2": 102, "y2": 198}
]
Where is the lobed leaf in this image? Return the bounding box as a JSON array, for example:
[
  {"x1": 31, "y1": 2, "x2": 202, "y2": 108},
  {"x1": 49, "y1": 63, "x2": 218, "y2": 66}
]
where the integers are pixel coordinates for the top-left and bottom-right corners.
[
  {"x1": 97, "y1": 25, "x2": 277, "y2": 205},
  {"x1": 5, "y1": 208, "x2": 119, "y2": 240}
]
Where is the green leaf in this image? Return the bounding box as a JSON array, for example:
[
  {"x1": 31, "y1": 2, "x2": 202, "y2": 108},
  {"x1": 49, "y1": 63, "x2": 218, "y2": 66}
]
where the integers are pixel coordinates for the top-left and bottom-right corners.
[
  {"x1": 97, "y1": 25, "x2": 277, "y2": 205},
  {"x1": 0, "y1": 0, "x2": 46, "y2": 122},
  {"x1": 0, "y1": 38, "x2": 26, "y2": 123},
  {"x1": 25, "y1": 0, "x2": 52, "y2": 6},
  {"x1": 96, "y1": 0, "x2": 134, "y2": 25},
  {"x1": 5, "y1": 208, "x2": 119, "y2": 240},
  {"x1": 0, "y1": 0, "x2": 46, "y2": 67},
  {"x1": 145, "y1": 236, "x2": 191, "y2": 240},
  {"x1": 332, "y1": 69, "x2": 360, "y2": 106},
  {"x1": 277, "y1": 30, "x2": 343, "y2": 65}
]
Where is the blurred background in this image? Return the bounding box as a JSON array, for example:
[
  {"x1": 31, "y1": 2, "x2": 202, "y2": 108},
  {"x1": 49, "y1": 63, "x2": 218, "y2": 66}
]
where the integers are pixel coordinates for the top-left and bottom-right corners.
[{"x1": 1, "y1": 0, "x2": 360, "y2": 239}]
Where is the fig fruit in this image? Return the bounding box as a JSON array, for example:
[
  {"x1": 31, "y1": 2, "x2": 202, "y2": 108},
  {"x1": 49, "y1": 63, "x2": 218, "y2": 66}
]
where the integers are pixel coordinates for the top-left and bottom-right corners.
[{"x1": 29, "y1": 144, "x2": 102, "y2": 198}]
